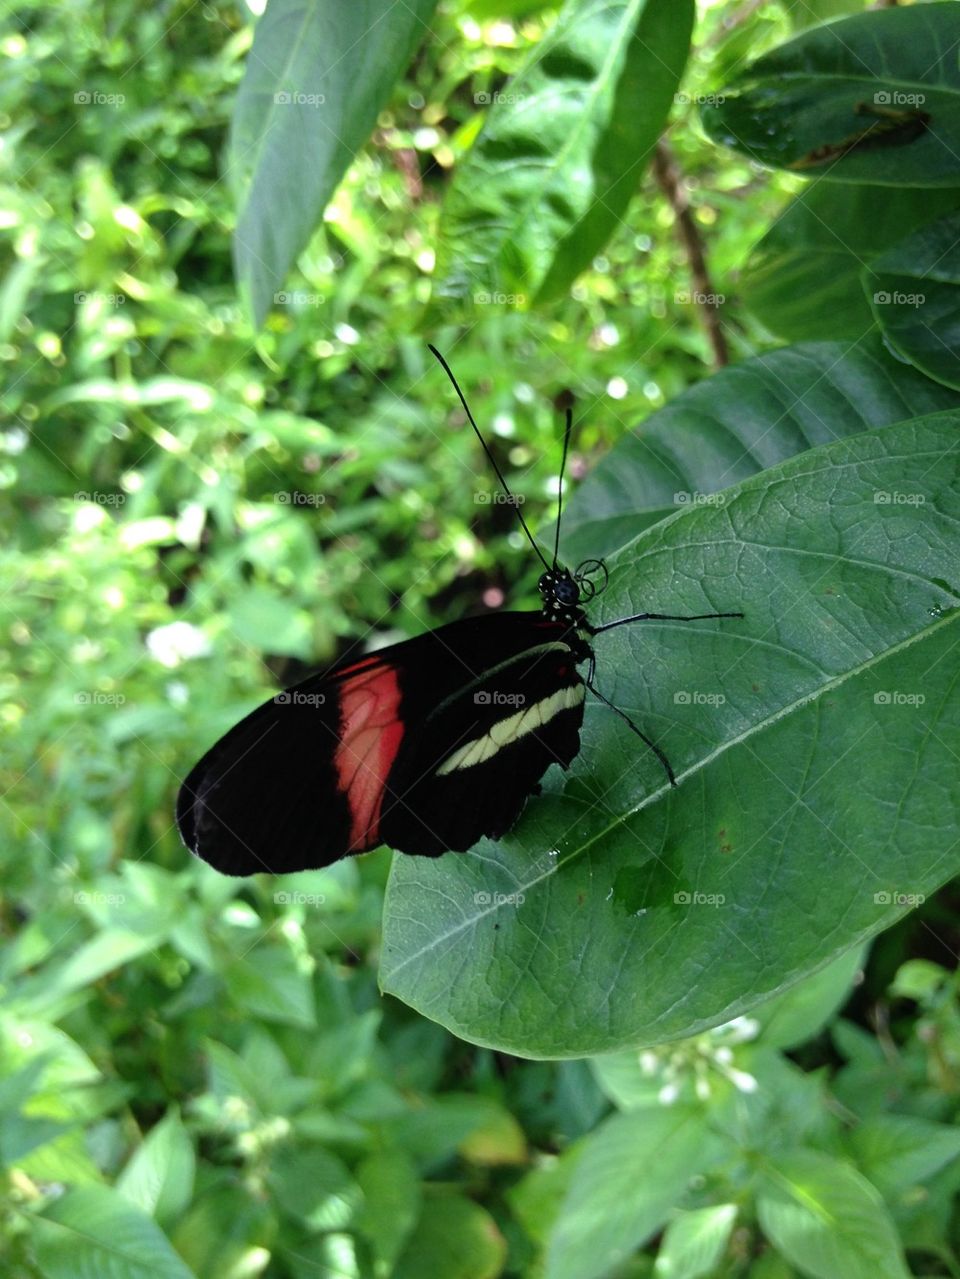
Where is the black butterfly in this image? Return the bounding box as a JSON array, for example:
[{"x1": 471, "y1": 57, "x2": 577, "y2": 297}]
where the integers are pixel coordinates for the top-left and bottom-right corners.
[{"x1": 177, "y1": 347, "x2": 742, "y2": 875}]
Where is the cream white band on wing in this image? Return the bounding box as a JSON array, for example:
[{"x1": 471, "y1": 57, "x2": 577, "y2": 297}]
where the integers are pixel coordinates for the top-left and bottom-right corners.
[{"x1": 437, "y1": 683, "x2": 586, "y2": 775}]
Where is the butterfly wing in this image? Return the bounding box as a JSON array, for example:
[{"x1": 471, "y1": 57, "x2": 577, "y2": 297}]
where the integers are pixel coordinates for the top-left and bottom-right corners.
[
  {"x1": 380, "y1": 635, "x2": 586, "y2": 855},
  {"x1": 176, "y1": 612, "x2": 584, "y2": 874}
]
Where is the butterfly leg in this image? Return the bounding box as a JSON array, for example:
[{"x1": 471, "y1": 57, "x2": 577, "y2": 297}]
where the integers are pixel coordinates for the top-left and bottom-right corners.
[
  {"x1": 585, "y1": 677, "x2": 677, "y2": 787},
  {"x1": 590, "y1": 610, "x2": 743, "y2": 635}
]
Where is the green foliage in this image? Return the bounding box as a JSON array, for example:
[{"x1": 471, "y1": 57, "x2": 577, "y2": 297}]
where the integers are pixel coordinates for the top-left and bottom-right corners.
[
  {"x1": 431, "y1": 0, "x2": 695, "y2": 311},
  {"x1": 4, "y1": 0, "x2": 960, "y2": 1275},
  {"x1": 509, "y1": 950, "x2": 960, "y2": 1278}
]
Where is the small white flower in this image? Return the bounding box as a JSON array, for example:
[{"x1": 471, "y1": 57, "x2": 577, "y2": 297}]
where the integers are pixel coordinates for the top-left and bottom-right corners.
[
  {"x1": 146, "y1": 621, "x2": 211, "y2": 668},
  {"x1": 726, "y1": 1067, "x2": 759, "y2": 1094}
]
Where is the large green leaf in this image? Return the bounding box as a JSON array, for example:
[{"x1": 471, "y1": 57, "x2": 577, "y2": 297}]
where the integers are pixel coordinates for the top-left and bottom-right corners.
[
  {"x1": 653, "y1": 1203, "x2": 739, "y2": 1279},
  {"x1": 560, "y1": 339, "x2": 960, "y2": 564},
  {"x1": 432, "y1": 0, "x2": 693, "y2": 313},
  {"x1": 846, "y1": 1114, "x2": 960, "y2": 1198},
  {"x1": 354, "y1": 1149, "x2": 422, "y2": 1277},
  {"x1": 31, "y1": 1185, "x2": 196, "y2": 1279},
  {"x1": 757, "y1": 1151, "x2": 910, "y2": 1279},
  {"x1": 392, "y1": 1193, "x2": 506, "y2": 1279},
  {"x1": 543, "y1": 1105, "x2": 725, "y2": 1279},
  {"x1": 116, "y1": 1108, "x2": 196, "y2": 1228},
  {"x1": 740, "y1": 186, "x2": 960, "y2": 342},
  {"x1": 381, "y1": 413, "x2": 960, "y2": 1056},
  {"x1": 229, "y1": 0, "x2": 438, "y2": 327},
  {"x1": 751, "y1": 944, "x2": 865, "y2": 1053},
  {"x1": 866, "y1": 210, "x2": 960, "y2": 391},
  {"x1": 701, "y1": 4, "x2": 960, "y2": 186}
]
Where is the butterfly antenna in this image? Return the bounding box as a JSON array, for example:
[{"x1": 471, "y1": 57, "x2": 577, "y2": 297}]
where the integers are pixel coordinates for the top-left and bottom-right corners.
[
  {"x1": 428, "y1": 344, "x2": 550, "y2": 572},
  {"x1": 553, "y1": 405, "x2": 573, "y2": 569}
]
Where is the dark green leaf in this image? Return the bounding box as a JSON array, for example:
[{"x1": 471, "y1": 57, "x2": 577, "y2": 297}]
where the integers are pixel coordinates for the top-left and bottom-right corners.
[
  {"x1": 702, "y1": 5, "x2": 960, "y2": 186},
  {"x1": 222, "y1": 940, "x2": 316, "y2": 1029},
  {"x1": 741, "y1": 186, "x2": 960, "y2": 342},
  {"x1": 782, "y1": 0, "x2": 862, "y2": 30},
  {"x1": 753, "y1": 945, "x2": 865, "y2": 1052},
  {"x1": 269, "y1": 1144, "x2": 362, "y2": 1231},
  {"x1": 354, "y1": 1149, "x2": 422, "y2": 1276},
  {"x1": 866, "y1": 210, "x2": 960, "y2": 391},
  {"x1": 560, "y1": 339, "x2": 960, "y2": 564},
  {"x1": 382, "y1": 414, "x2": 960, "y2": 1055}
]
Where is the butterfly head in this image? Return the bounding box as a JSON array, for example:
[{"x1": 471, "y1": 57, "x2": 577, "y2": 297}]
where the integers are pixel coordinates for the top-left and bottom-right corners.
[{"x1": 538, "y1": 567, "x2": 585, "y2": 623}]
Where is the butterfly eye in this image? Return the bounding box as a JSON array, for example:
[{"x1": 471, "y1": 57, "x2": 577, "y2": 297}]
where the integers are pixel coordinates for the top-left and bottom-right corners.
[{"x1": 554, "y1": 578, "x2": 579, "y2": 606}]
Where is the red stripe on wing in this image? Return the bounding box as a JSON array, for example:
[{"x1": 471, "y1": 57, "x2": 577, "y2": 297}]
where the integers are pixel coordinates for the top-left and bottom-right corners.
[{"x1": 334, "y1": 662, "x2": 405, "y2": 852}]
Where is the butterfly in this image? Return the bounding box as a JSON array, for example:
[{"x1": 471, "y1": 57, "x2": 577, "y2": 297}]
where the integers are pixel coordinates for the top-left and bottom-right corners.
[{"x1": 176, "y1": 347, "x2": 742, "y2": 875}]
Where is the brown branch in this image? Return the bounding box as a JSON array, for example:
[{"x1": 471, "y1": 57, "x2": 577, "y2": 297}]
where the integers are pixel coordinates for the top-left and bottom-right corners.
[{"x1": 651, "y1": 140, "x2": 729, "y2": 370}]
